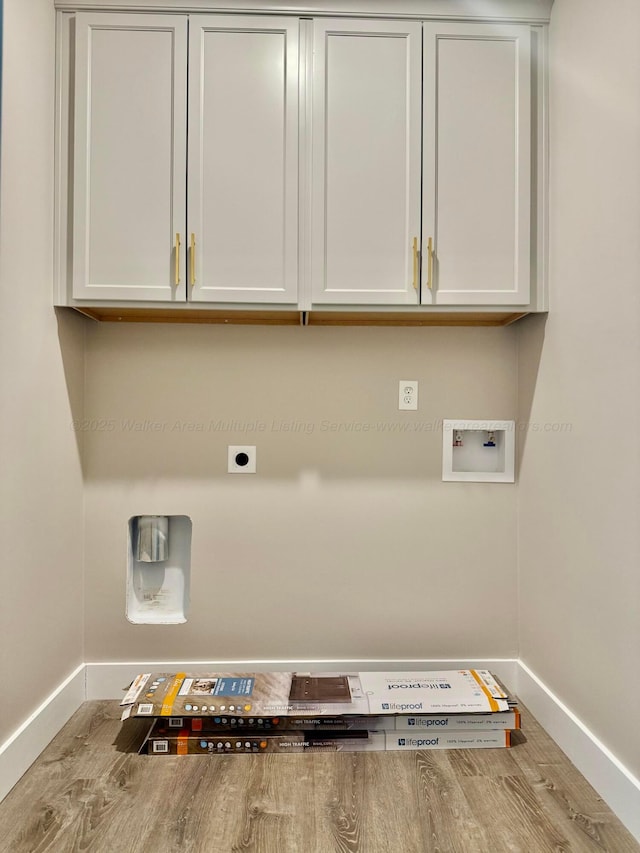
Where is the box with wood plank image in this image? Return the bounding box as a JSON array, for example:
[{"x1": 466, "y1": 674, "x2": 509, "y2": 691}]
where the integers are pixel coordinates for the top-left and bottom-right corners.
[
  {"x1": 121, "y1": 669, "x2": 514, "y2": 721},
  {"x1": 142, "y1": 721, "x2": 513, "y2": 755}
]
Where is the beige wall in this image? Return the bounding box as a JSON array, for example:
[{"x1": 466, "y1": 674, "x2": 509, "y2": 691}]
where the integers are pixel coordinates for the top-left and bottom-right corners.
[
  {"x1": 83, "y1": 323, "x2": 519, "y2": 662},
  {"x1": 518, "y1": 0, "x2": 640, "y2": 780},
  {"x1": 0, "y1": 1, "x2": 85, "y2": 742}
]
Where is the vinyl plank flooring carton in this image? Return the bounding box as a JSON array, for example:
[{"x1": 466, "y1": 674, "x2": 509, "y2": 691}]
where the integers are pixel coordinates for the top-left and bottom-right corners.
[
  {"x1": 121, "y1": 670, "x2": 512, "y2": 724},
  {"x1": 160, "y1": 709, "x2": 521, "y2": 734},
  {"x1": 142, "y1": 723, "x2": 512, "y2": 755}
]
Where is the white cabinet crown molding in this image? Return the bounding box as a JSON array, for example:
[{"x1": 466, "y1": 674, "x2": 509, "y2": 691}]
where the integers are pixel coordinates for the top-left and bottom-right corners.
[{"x1": 54, "y1": 0, "x2": 553, "y2": 25}]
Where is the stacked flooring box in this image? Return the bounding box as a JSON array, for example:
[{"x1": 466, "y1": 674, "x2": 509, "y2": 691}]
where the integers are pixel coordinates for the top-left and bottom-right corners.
[{"x1": 120, "y1": 670, "x2": 520, "y2": 755}]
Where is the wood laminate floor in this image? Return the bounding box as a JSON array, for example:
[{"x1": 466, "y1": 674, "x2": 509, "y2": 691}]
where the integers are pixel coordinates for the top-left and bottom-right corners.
[{"x1": 0, "y1": 701, "x2": 637, "y2": 853}]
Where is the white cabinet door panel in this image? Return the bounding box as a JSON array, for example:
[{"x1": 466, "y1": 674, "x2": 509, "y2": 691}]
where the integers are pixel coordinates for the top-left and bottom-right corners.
[
  {"x1": 311, "y1": 20, "x2": 422, "y2": 305},
  {"x1": 73, "y1": 14, "x2": 187, "y2": 301},
  {"x1": 188, "y1": 16, "x2": 299, "y2": 303},
  {"x1": 422, "y1": 24, "x2": 531, "y2": 305}
]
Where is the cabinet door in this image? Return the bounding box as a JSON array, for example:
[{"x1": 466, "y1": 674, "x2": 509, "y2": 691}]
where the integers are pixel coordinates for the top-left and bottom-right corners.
[
  {"x1": 188, "y1": 16, "x2": 299, "y2": 304},
  {"x1": 73, "y1": 14, "x2": 187, "y2": 301},
  {"x1": 422, "y1": 24, "x2": 531, "y2": 305},
  {"x1": 311, "y1": 19, "x2": 422, "y2": 305}
]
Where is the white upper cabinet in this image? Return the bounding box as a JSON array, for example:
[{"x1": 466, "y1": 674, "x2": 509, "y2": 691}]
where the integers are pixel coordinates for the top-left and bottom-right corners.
[
  {"x1": 422, "y1": 23, "x2": 532, "y2": 305},
  {"x1": 61, "y1": 7, "x2": 545, "y2": 318},
  {"x1": 188, "y1": 16, "x2": 299, "y2": 303},
  {"x1": 71, "y1": 13, "x2": 298, "y2": 305},
  {"x1": 72, "y1": 14, "x2": 187, "y2": 301},
  {"x1": 310, "y1": 19, "x2": 422, "y2": 305}
]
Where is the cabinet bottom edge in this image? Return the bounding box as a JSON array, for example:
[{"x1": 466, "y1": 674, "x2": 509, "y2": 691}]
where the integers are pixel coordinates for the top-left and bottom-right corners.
[{"x1": 65, "y1": 306, "x2": 532, "y2": 327}]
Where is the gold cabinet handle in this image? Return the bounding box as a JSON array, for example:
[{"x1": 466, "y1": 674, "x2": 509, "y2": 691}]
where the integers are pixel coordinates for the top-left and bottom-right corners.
[
  {"x1": 412, "y1": 237, "x2": 419, "y2": 291},
  {"x1": 175, "y1": 233, "x2": 181, "y2": 286},
  {"x1": 190, "y1": 233, "x2": 196, "y2": 286},
  {"x1": 427, "y1": 236, "x2": 434, "y2": 291}
]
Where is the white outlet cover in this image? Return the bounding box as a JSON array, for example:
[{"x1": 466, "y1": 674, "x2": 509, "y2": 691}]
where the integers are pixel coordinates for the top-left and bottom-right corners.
[
  {"x1": 228, "y1": 446, "x2": 257, "y2": 474},
  {"x1": 399, "y1": 380, "x2": 418, "y2": 411}
]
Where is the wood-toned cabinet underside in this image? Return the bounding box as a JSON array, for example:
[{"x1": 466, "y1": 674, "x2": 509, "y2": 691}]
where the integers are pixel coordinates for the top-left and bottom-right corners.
[{"x1": 55, "y1": 9, "x2": 548, "y2": 325}]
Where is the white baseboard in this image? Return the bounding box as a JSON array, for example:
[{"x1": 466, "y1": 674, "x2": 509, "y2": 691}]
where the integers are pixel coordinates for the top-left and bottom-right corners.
[
  {"x1": 84, "y1": 658, "x2": 519, "y2": 701},
  {"x1": 517, "y1": 660, "x2": 640, "y2": 844},
  {"x1": 0, "y1": 663, "x2": 85, "y2": 803}
]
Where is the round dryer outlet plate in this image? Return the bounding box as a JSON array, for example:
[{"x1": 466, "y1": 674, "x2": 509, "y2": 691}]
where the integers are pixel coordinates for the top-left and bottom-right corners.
[{"x1": 228, "y1": 445, "x2": 257, "y2": 474}]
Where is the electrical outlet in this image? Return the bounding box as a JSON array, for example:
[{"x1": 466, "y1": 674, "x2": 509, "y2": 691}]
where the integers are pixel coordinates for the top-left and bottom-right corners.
[
  {"x1": 398, "y1": 380, "x2": 418, "y2": 411},
  {"x1": 228, "y1": 446, "x2": 257, "y2": 474}
]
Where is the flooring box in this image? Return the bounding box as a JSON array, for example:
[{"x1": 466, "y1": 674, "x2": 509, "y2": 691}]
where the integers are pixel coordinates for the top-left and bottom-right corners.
[
  {"x1": 143, "y1": 723, "x2": 512, "y2": 755},
  {"x1": 162, "y1": 709, "x2": 521, "y2": 734},
  {"x1": 121, "y1": 670, "x2": 511, "y2": 722}
]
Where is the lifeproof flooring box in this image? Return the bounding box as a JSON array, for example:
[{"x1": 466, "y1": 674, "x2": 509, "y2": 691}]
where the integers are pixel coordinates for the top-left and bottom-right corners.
[
  {"x1": 121, "y1": 669, "x2": 514, "y2": 722},
  {"x1": 143, "y1": 722, "x2": 512, "y2": 755},
  {"x1": 160, "y1": 709, "x2": 521, "y2": 734},
  {"x1": 122, "y1": 670, "x2": 519, "y2": 756}
]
